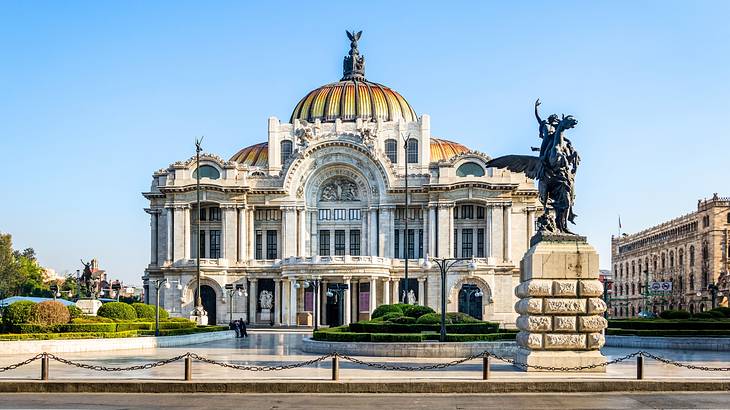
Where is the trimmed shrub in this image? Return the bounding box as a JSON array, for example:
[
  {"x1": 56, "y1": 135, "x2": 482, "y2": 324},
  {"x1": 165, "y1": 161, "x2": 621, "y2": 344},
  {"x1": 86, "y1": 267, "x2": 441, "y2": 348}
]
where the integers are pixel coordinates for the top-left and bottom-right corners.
[
  {"x1": 348, "y1": 321, "x2": 499, "y2": 334},
  {"x1": 131, "y1": 303, "x2": 169, "y2": 320},
  {"x1": 446, "y1": 312, "x2": 480, "y2": 323},
  {"x1": 709, "y1": 307, "x2": 730, "y2": 318},
  {"x1": 658, "y1": 309, "x2": 691, "y2": 319},
  {"x1": 2, "y1": 301, "x2": 36, "y2": 326},
  {"x1": 370, "y1": 333, "x2": 424, "y2": 342},
  {"x1": 67, "y1": 305, "x2": 83, "y2": 320},
  {"x1": 72, "y1": 316, "x2": 114, "y2": 323},
  {"x1": 445, "y1": 333, "x2": 516, "y2": 342},
  {"x1": 389, "y1": 316, "x2": 416, "y2": 324},
  {"x1": 380, "y1": 312, "x2": 404, "y2": 322},
  {"x1": 33, "y1": 301, "x2": 70, "y2": 325},
  {"x1": 0, "y1": 330, "x2": 138, "y2": 341},
  {"x1": 608, "y1": 319, "x2": 730, "y2": 330},
  {"x1": 371, "y1": 304, "x2": 404, "y2": 319},
  {"x1": 97, "y1": 302, "x2": 137, "y2": 321},
  {"x1": 138, "y1": 326, "x2": 230, "y2": 337},
  {"x1": 692, "y1": 312, "x2": 717, "y2": 319},
  {"x1": 606, "y1": 328, "x2": 730, "y2": 337},
  {"x1": 58, "y1": 323, "x2": 117, "y2": 333},
  {"x1": 402, "y1": 305, "x2": 435, "y2": 319},
  {"x1": 13, "y1": 324, "x2": 54, "y2": 334},
  {"x1": 415, "y1": 313, "x2": 441, "y2": 324}
]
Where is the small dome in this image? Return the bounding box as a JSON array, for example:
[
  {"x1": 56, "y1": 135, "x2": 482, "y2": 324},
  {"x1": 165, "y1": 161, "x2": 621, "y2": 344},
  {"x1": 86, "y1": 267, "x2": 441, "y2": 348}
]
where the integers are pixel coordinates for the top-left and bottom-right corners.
[
  {"x1": 290, "y1": 31, "x2": 416, "y2": 124},
  {"x1": 430, "y1": 138, "x2": 469, "y2": 162},
  {"x1": 229, "y1": 142, "x2": 268, "y2": 167}
]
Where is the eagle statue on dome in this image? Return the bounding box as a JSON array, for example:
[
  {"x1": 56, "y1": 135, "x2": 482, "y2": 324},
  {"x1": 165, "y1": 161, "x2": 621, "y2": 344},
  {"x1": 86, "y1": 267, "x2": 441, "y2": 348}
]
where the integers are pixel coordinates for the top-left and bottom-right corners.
[{"x1": 486, "y1": 99, "x2": 581, "y2": 235}]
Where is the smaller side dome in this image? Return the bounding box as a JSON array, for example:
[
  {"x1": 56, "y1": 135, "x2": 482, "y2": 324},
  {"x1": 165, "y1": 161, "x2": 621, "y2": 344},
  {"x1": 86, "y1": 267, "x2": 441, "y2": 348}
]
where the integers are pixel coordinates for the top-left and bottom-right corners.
[
  {"x1": 230, "y1": 142, "x2": 268, "y2": 167},
  {"x1": 430, "y1": 138, "x2": 469, "y2": 162}
]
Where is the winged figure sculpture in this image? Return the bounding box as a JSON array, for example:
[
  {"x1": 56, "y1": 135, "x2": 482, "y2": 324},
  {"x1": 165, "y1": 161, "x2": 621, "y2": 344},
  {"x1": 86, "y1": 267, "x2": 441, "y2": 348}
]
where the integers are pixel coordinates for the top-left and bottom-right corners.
[{"x1": 486, "y1": 100, "x2": 581, "y2": 234}]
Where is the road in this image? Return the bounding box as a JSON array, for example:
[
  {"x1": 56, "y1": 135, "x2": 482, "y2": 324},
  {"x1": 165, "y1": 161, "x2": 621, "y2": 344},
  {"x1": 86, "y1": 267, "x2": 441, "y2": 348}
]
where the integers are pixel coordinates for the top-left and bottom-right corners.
[{"x1": 1, "y1": 393, "x2": 729, "y2": 409}]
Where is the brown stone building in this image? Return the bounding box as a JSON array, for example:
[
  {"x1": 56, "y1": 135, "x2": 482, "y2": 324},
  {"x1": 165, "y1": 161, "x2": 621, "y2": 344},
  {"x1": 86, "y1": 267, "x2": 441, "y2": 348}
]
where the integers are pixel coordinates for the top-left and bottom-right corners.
[{"x1": 611, "y1": 194, "x2": 730, "y2": 318}]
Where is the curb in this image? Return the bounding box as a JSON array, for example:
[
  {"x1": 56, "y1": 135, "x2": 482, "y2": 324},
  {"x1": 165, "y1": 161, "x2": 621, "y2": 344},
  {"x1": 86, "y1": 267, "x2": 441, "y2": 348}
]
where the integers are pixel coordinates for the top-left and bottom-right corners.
[{"x1": 1, "y1": 380, "x2": 729, "y2": 393}]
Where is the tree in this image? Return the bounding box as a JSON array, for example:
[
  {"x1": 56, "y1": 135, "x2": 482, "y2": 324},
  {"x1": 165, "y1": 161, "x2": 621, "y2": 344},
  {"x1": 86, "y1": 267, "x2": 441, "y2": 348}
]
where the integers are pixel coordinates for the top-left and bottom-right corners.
[
  {"x1": 0, "y1": 233, "x2": 50, "y2": 297},
  {"x1": 0, "y1": 233, "x2": 23, "y2": 298}
]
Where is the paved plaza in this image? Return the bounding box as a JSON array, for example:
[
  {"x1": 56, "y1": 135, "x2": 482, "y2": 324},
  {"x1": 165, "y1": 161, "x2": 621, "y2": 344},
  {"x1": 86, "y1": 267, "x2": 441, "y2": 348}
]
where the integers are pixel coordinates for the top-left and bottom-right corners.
[{"x1": 1, "y1": 331, "x2": 729, "y2": 381}]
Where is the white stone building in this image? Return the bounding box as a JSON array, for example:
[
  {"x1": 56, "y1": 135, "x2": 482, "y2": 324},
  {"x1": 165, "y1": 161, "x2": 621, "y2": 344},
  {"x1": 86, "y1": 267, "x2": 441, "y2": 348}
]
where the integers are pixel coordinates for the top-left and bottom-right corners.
[{"x1": 142, "y1": 35, "x2": 539, "y2": 327}]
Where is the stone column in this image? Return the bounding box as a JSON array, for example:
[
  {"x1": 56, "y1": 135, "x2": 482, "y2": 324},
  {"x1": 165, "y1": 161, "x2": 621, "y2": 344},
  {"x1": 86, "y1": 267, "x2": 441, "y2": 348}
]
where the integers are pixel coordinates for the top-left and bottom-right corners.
[
  {"x1": 527, "y1": 208, "x2": 536, "y2": 249},
  {"x1": 343, "y1": 277, "x2": 351, "y2": 326},
  {"x1": 149, "y1": 211, "x2": 158, "y2": 265},
  {"x1": 248, "y1": 278, "x2": 257, "y2": 324},
  {"x1": 436, "y1": 204, "x2": 451, "y2": 258},
  {"x1": 514, "y1": 235, "x2": 608, "y2": 372},
  {"x1": 274, "y1": 279, "x2": 281, "y2": 326},
  {"x1": 369, "y1": 277, "x2": 377, "y2": 315},
  {"x1": 165, "y1": 207, "x2": 173, "y2": 263},
  {"x1": 309, "y1": 209, "x2": 318, "y2": 257},
  {"x1": 298, "y1": 208, "x2": 307, "y2": 257},
  {"x1": 503, "y1": 204, "x2": 512, "y2": 263},
  {"x1": 320, "y1": 280, "x2": 328, "y2": 326},
  {"x1": 247, "y1": 206, "x2": 255, "y2": 260},
  {"x1": 391, "y1": 279, "x2": 399, "y2": 304},
  {"x1": 486, "y1": 206, "x2": 493, "y2": 259},
  {"x1": 422, "y1": 207, "x2": 429, "y2": 258},
  {"x1": 369, "y1": 209, "x2": 378, "y2": 256},
  {"x1": 361, "y1": 208, "x2": 368, "y2": 255},
  {"x1": 223, "y1": 206, "x2": 237, "y2": 261},
  {"x1": 289, "y1": 279, "x2": 298, "y2": 325},
  {"x1": 238, "y1": 206, "x2": 247, "y2": 263},
  {"x1": 183, "y1": 207, "x2": 191, "y2": 260},
  {"x1": 173, "y1": 207, "x2": 185, "y2": 262},
  {"x1": 388, "y1": 208, "x2": 395, "y2": 258},
  {"x1": 383, "y1": 279, "x2": 390, "y2": 305},
  {"x1": 418, "y1": 277, "x2": 426, "y2": 305},
  {"x1": 428, "y1": 205, "x2": 437, "y2": 257},
  {"x1": 282, "y1": 207, "x2": 297, "y2": 258}
]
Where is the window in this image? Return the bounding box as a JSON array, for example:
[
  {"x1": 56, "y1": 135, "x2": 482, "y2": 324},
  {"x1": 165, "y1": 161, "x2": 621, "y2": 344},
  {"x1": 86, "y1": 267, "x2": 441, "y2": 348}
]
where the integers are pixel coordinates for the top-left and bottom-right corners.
[
  {"x1": 407, "y1": 229, "x2": 415, "y2": 259},
  {"x1": 476, "y1": 206, "x2": 485, "y2": 219},
  {"x1": 461, "y1": 205, "x2": 474, "y2": 219},
  {"x1": 394, "y1": 229, "x2": 400, "y2": 259},
  {"x1": 407, "y1": 138, "x2": 418, "y2": 163},
  {"x1": 727, "y1": 213, "x2": 730, "y2": 224},
  {"x1": 319, "y1": 209, "x2": 331, "y2": 220},
  {"x1": 209, "y1": 207, "x2": 221, "y2": 221},
  {"x1": 462, "y1": 229, "x2": 473, "y2": 258},
  {"x1": 690, "y1": 274, "x2": 695, "y2": 291},
  {"x1": 255, "y1": 231, "x2": 262, "y2": 259},
  {"x1": 669, "y1": 251, "x2": 674, "y2": 269},
  {"x1": 199, "y1": 208, "x2": 207, "y2": 221},
  {"x1": 454, "y1": 229, "x2": 458, "y2": 258},
  {"x1": 349, "y1": 209, "x2": 361, "y2": 220},
  {"x1": 319, "y1": 230, "x2": 330, "y2": 256},
  {"x1": 334, "y1": 230, "x2": 345, "y2": 256},
  {"x1": 385, "y1": 139, "x2": 397, "y2": 163},
  {"x1": 280, "y1": 140, "x2": 293, "y2": 164},
  {"x1": 350, "y1": 230, "x2": 361, "y2": 256},
  {"x1": 477, "y1": 228, "x2": 485, "y2": 257},
  {"x1": 661, "y1": 254, "x2": 665, "y2": 270},
  {"x1": 679, "y1": 249, "x2": 684, "y2": 267},
  {"x1": 333, "y1": 209, "x2": 346, "y2": 220},
  {"x1": 266, "y1": 230, "x2": 277, "y2": 259},
  {"x1": 418, "y1": 229, "x2": 423, "y2": 258},
  {"x1": 456, "y1": 162, "x2": 485, "y2": 177},
  {"x1": 689, "y1": 246, "x2": 695, "y2": 266},
  {"x1": 209, "y1": 230, "x2": 221, "y2": 258},
  {"x1": 193, "y1": 165, "x2": 220, "y2": 180},
  {"x1": 199, "y1": 230, "x2": 206, "y2": 258}
]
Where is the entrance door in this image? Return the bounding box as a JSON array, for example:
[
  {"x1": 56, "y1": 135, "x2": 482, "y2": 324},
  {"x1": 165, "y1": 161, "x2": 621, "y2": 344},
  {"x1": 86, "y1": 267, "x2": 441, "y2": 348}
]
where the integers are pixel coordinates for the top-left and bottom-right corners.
[
  {"x1": 200, "y1": 285, "x2": 217, "y2": 325},
  {"x1": 458, "y1": 284, "x2": 483, "y2": 320},
  {"x1": 326, "y1": 287, "x2": 344, "y2": 326}
]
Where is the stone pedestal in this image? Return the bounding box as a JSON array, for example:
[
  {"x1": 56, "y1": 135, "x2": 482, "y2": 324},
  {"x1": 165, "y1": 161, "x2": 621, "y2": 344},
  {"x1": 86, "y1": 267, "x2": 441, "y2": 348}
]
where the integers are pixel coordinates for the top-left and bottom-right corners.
[
  {"x1": 190, "y1": 306, "x2": 209, "y2": 326},
  {"x1": 75, "y1": 299, "x2": 102, "y2": 316},
  {"x1": 259, "y1": 308, "x2": 272, "y2": 322},
  {"x1": 514, "y1": 234, "x2": 608, "y2": 372}
]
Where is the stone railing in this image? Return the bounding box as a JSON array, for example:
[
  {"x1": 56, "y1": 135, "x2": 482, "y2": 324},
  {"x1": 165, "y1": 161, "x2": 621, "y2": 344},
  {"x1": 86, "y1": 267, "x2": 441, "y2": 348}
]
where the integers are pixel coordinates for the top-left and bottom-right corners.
[{"x1": 281, "y1": 255, "x2": 391, "y2": 266}]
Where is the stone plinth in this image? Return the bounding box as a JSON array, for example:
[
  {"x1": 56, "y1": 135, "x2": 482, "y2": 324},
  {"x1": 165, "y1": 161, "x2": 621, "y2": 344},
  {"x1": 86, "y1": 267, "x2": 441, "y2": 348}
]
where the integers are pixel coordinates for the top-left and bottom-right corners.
[
  {"x1": 75, "y1": 299, "x2": 102, "y2": 316},
  {"x1": 514, "y1": 234, "x2": 608, "y2": 372}
]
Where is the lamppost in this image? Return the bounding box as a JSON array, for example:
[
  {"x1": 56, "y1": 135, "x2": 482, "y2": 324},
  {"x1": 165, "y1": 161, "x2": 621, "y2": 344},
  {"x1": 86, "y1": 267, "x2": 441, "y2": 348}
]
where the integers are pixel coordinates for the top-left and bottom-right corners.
[
  {"x1": 295, "y1": 277, "x2": 322, "y2": 331},
  {"x1": 192, "y1": 137, "x2": 207, "y2": 324},
  {"x1": 421, "y1": 255, "x2": 477, "y2": 342},
  {"x1": 152, "y1": 279, "x2": 180, "y2": 336},
  {"x1": 463, "y1": 287, "x2": 483, "y2": 319},
  {"x1": 225, "y1": 284, "x2": 247, "y2": 323},
  {"x1": 401, "y1": 132, "x2": 411, "y2": 304}
]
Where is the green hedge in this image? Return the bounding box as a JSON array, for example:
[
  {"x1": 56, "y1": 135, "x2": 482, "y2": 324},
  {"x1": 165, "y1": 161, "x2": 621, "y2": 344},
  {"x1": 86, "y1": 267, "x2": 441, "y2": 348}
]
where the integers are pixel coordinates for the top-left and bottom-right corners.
[
  {"x1": 607, "y1": 328, "x2": 730, "y2": 337},
  {"x1": 608, "y1": 319, "x2": 730, "y2": 330},
  {"x1": 131, "y1": 303, "x2": 169, "y2": 320},
  {"x1": 402, "y1": 305, "x2": 435, "y2": 319},
  {"x1": 313, "y1": 330, "x2": 513, "y2": 343},
  {"x1": 138, "y1": 326, "x2": 229, "y2": 337},
  {"x1": 2, "y1": 301, "x2": 36, "y2": 326},
  {"x1": 348, "y1": 321, "x2": 499, "y2": 334},
  {"x1": 97, "y1": 302, "x2": 138, "y2": 321},
  {"x1": 370, "y1": 333, "x2": 425, "y2": 342},
  {"x1": 59, "y1": 323, "x2": 117, "y2": 333},
  {"x1": 0, "y1": 330, "x2": 139, "y2": 341},
  {"x1": 445, "y1": 333, "x2": 517, "y2": 342},
  {"x1": 371, "y1": 304, "x2": 404, "y2": 319}
]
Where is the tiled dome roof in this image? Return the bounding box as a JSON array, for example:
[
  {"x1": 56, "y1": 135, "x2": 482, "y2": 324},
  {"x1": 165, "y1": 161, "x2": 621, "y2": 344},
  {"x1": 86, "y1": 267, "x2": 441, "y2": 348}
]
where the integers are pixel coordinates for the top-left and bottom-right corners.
[{"x1": 429, "y1": 137, "x2": 469, "y2": 162}]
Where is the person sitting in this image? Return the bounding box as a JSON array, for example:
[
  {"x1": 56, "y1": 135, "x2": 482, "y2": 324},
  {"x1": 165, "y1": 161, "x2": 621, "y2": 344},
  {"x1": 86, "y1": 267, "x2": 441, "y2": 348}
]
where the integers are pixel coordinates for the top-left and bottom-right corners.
[{"x1": 229, "y1": 320, "x2": 240, "y2": 338}]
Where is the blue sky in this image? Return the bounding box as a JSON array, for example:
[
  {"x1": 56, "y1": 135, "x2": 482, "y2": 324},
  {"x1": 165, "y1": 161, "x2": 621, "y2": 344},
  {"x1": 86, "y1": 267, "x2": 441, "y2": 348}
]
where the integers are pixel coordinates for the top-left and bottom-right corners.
[{"x1": 1, "y1": 1, "x2": 728, "y2": 284}]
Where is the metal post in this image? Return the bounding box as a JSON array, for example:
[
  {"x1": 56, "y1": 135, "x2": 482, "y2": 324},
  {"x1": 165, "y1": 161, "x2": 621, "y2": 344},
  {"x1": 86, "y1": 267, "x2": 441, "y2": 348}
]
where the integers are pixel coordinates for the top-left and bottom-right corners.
[
  {"x1": 636, "y1": 355, "x2": 644, "y2": 380},
  {"x1": 229, "y1": 291, "x2": 233, "y2": 323},
  {"x1": 313, "y1": 280, "x2": 319, "y2": 332},
  {"x1": 482, "y1": 356, "x2": 490, "y2": 380},
  {"x1": 332, "y1": 356, "x2": 339, "y2": 381},
  {"x1": 195, "y1": 138, "x2": 203, "y2": 313},
  {"x1": 440, "y1": 261, "x2": 447, "y2": 342},
  {"x1": 402, "y1": 133, "x2": 410, "y2": 303},
  {"x1": 184, "y1": 356, "x2": 192, "y2": 381},
  {"x1": 41, "y1": 355, "x2": 49, "y2": 381}
]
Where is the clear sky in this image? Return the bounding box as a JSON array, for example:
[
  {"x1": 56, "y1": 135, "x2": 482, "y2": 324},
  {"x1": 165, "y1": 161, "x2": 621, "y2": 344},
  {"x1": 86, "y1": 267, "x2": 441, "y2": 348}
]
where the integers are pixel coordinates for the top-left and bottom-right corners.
[{"x1": 1, "y1": 1, "x2": 729, "y2": 284}]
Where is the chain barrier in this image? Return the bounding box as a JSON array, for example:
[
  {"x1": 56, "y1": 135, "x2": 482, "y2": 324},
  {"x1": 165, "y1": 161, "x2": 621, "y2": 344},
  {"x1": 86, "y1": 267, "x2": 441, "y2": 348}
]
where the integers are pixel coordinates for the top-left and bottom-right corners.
[
  {"x1": 0, "y1": 350, "x2": 729, "y2": 375},
  {"x1": 47, "y1": 353, "x2": 189, "y2": 372},
  {"x1": 0, "y1": 353, "x2": 44, "y2": 373},
  {"x1": 188, "y1": 352, "x2": 332, "y2": 372}
]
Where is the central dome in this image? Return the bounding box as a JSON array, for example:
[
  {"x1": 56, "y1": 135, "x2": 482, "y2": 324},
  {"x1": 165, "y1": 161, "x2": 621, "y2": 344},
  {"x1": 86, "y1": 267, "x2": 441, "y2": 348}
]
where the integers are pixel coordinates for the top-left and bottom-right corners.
[{"x1": 290, "y1": 31, "x2": 417, "y2": 124}]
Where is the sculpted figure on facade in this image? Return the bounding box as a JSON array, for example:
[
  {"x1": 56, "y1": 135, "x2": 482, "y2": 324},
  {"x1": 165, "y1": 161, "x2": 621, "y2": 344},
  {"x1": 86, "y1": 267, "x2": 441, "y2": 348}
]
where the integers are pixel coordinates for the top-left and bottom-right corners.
[
  {"x1": 259, "y1": 290, "x2": 273, "y2": 310},
  {"x1": 319, "y1": 177, "x2": 359, "y2": 201}
]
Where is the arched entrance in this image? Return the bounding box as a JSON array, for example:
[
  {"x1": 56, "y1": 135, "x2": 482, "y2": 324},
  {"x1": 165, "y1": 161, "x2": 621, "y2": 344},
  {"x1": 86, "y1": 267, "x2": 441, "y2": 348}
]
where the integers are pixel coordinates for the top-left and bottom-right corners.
[
  {"x1": 458, "y1": 283, "x2": 483, "y2": 319},
  {"x1": 200, "y1": 285, "x2": 217, "y2": 325}
]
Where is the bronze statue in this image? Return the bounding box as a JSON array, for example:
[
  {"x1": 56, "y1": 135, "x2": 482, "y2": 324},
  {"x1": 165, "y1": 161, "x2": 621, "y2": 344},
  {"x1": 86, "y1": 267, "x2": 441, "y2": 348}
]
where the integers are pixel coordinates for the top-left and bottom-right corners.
[
  {"x1": 487, "y1": 100, "x2": 581, "y2": 234},
  {"x1": 80, "y1": 259, "x2": 94, "y2": 297}
]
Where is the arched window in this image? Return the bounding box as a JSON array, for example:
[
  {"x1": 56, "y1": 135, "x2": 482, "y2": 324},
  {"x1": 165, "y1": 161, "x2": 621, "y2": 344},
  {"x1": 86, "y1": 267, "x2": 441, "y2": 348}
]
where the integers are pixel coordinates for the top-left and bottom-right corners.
[
  {"x1": 631, "y1": 283, "x2": 635, "y2": 295},
  {"x1": 456, "y1": 162, "x2": 485, "y2": 177},
  {"x1": 280, "y1": 140, "x2": 293, "y2": 164},
  {"x1": 689, "y1": 274, "x2": 695, "y2": 291},
  {"x1": 384, "y1": 139, "x2": 397, "y2": 163},
  {"x1": 669, "y1": 251, "x2": 674, "y2": 269},
  {"x1": 727, "y1": 212, "x2": 730, "y2": 224},
  {"x1": 631, "y1": 261, "x2": 635, "y2": 275},
  {"x1": 678, "y1": 275, "x2": 684, "y2": 292},
  {"x1": 689, "y1": 246, "x2": 695, "y2": 266},
  {"x1": 678, "y1": 249, "x2": 684, "y2": 268},
  {"x1": 406, "y1": 138, "x2": 418, "y2": 163},
  {"x1": 192, "y1": 165, "x2": 220, "y2": 180}
]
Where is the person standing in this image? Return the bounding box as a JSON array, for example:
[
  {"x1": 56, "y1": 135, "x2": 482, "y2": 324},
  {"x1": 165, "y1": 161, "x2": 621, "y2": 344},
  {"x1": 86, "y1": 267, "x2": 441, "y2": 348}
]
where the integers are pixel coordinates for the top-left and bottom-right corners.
[
  {"x1": 239, "y1": 317, "x2": 248, "y2": 338},
  {"x1": 229, "y1": 319, "x2": 240, "y2": 338}
]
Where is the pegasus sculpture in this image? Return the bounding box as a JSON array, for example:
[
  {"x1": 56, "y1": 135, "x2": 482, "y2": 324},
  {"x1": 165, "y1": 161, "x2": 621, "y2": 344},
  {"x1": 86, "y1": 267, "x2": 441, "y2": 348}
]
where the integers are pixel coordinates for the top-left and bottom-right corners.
[{"x1": 486, "y1": 99, "x2": 581, "y2": 234}]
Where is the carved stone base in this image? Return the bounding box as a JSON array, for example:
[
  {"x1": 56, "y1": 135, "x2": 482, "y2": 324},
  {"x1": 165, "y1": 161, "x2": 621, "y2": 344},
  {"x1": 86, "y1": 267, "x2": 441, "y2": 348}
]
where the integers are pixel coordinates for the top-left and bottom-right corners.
[
  {"x1": 513, "y1": 348, "x2": 607, "y2": 372},
  {"x1": 75, "y1": 299, "x2": 102, "y2": 316},
  {"x1": 530, "y1": 231, "x2": 587, "y2": 247}
]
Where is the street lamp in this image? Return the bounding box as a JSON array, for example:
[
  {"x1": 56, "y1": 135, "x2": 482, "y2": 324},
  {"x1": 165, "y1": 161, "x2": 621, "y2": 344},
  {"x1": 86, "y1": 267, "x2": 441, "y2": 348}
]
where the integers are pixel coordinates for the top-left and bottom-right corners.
[
  {"x1": 401, "y1": 132, "x2": 412, "y2": 304},
  {"x1": 295, "y1": 277, "x2": 323, "y2": 331},
  {"x1": 152, "y1": 279, "x2": 180, "y2": 336},
  {"x1": 225, "y1": 284, "x2": 247, "y2": 323},
  {"x1": 422, "y1": 255, "x2": 477, "y2": 342}
]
